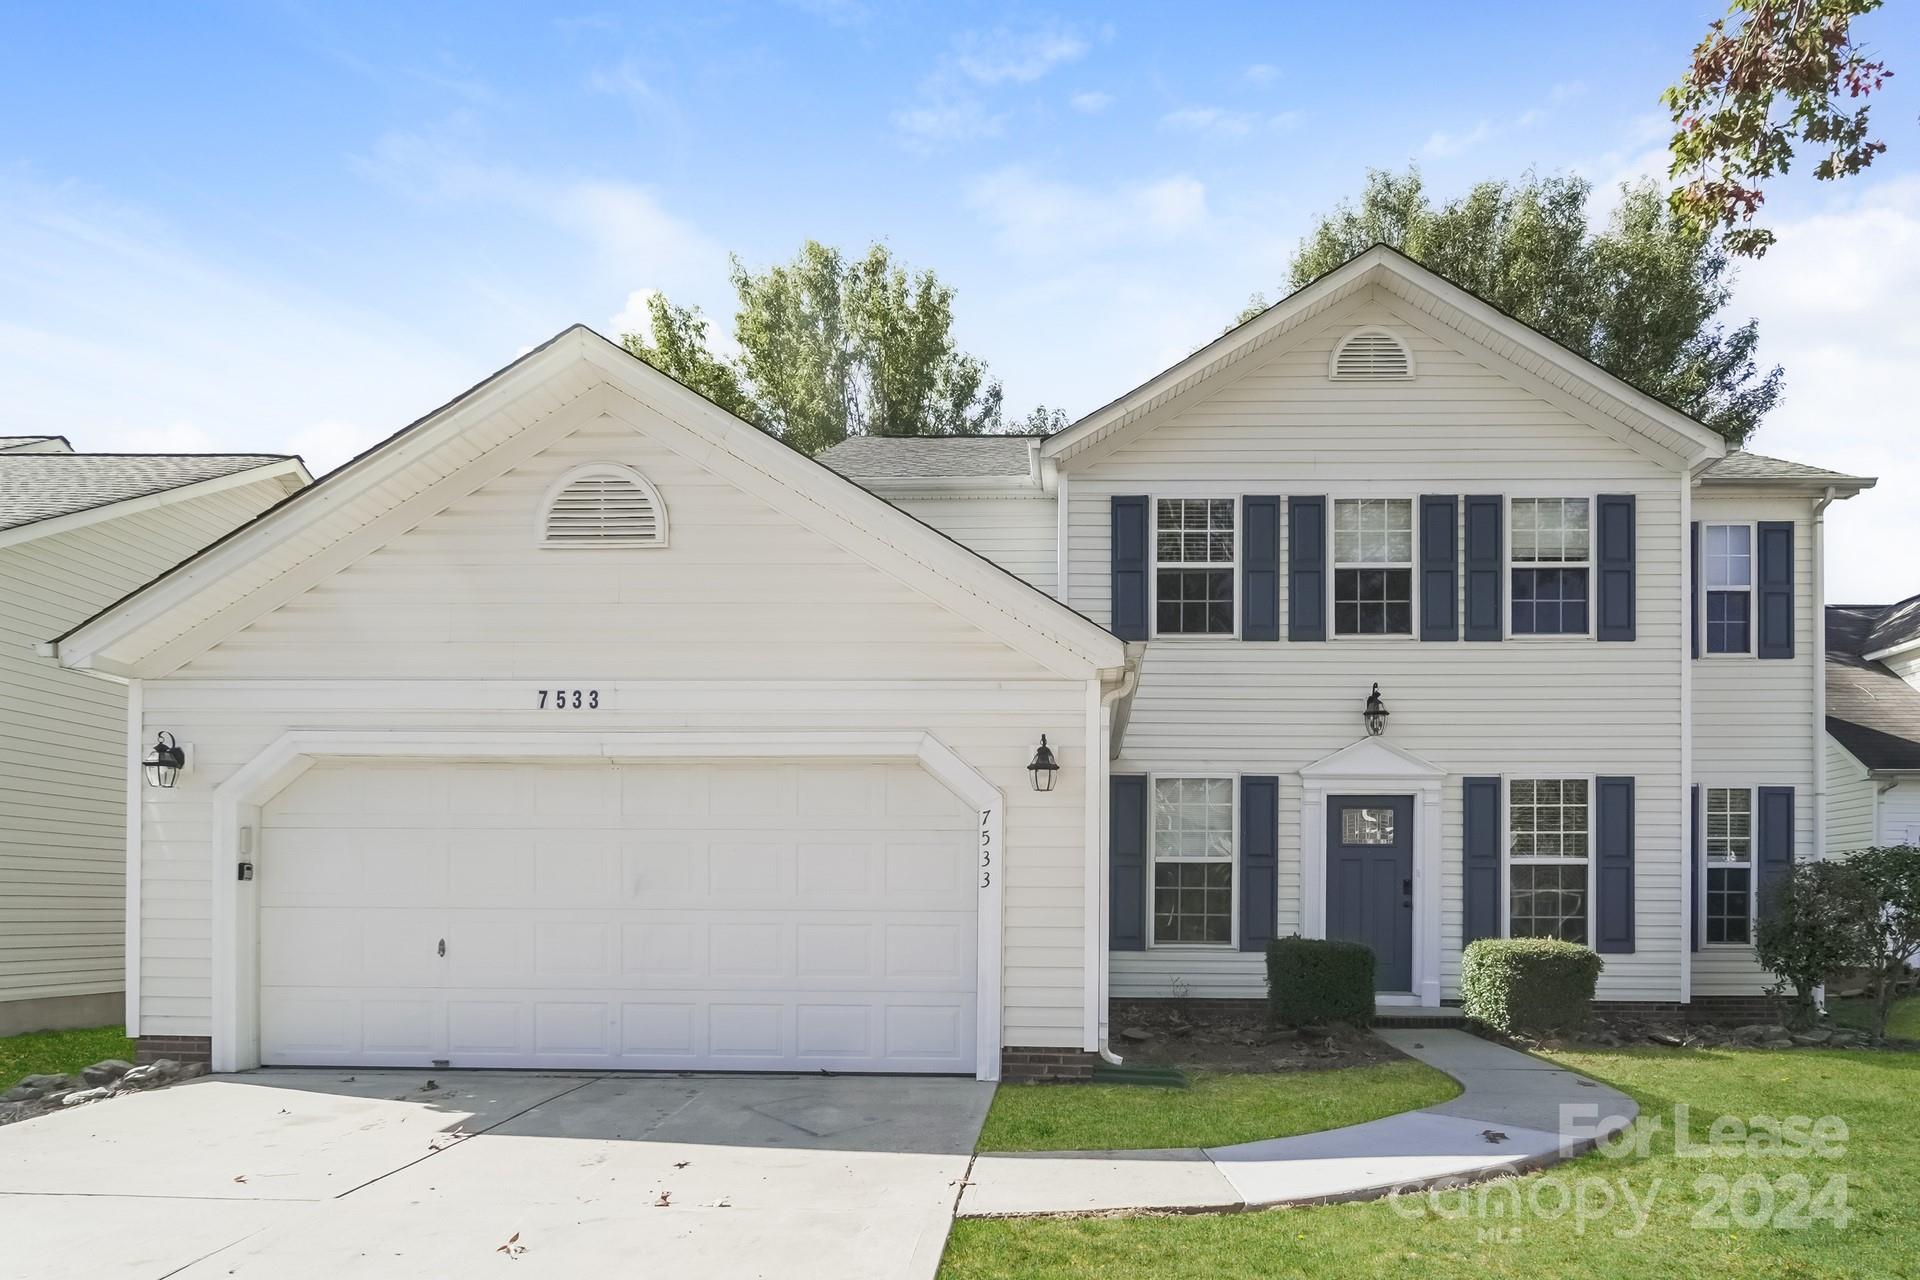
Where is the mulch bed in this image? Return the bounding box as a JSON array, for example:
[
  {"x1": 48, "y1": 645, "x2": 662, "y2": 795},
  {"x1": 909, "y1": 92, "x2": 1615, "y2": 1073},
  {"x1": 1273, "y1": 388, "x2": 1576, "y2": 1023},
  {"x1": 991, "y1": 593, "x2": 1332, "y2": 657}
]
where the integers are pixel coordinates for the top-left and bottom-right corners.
[{"x1": 1108, "y1": 1000, "x2": 1401, "y2": 1073}]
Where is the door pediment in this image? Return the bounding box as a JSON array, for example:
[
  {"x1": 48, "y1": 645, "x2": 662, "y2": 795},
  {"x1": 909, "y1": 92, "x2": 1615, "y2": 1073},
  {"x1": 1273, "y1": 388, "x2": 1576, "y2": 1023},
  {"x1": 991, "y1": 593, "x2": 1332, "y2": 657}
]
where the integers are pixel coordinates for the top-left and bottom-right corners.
[{"x1": 1299, "y1": 736, "x2": 1445, "y2": 781}]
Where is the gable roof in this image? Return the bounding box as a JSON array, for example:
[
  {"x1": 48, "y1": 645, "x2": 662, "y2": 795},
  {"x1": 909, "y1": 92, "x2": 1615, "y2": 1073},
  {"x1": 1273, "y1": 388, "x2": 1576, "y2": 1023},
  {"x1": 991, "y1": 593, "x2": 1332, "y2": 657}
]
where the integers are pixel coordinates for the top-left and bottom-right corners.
[
  {"x1": 0, "y1": 454, "x2": 298, "y2": 533},
  {"x1": 1859, "y1": 591, "x2": 1920, "y2": 661},
  {"x1": 0, "y1": 435, "x2": 71, "y2": 453},
  {"x1": 1696, "y1": 449, "x2": 1874, "y2": 494},
  {"x1": 820, "y1": 435, "x2": 1041, "y2": 482},
  {"x1": 52, "y1": 327, "x2": 1127, "y2": 682},
  {"x1": 1826, "y1": 603, "x2": 1920, "y2": 771},
  {"x1": 1040, "y1": 243, "x2": 1731, "y2": 469}
]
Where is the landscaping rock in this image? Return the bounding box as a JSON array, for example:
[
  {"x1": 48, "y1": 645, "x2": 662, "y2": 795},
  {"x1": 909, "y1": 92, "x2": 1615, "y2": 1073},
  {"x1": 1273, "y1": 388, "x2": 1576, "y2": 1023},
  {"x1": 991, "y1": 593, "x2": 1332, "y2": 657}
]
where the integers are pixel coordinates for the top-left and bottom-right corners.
[
  {"x1": 1118, "y1": 1026, "x2": 1152, "y2": 1043},
  {"x1": 1732, "y1": 1023, "x2": 1790, "y2": 1041},
  {"x1": 180, "y1": 1062, "x2": 210, "y2": 1079},
  {"x1": 1791, "y1": 1029, "x2": 1833, "y2": 1046},
  {"x1": 1, "y1": 1085, "x2": 42, "y2": 1103},
  {"x1": 17, "y1": 1073, "x2": 71, "y2": 1094},
  {"x1": 61, "y1": 1087, "x2": 109, "y2": 1106},
  {"x1": 81, "y1": 1059, "x2": 134, "y2": 1087}
]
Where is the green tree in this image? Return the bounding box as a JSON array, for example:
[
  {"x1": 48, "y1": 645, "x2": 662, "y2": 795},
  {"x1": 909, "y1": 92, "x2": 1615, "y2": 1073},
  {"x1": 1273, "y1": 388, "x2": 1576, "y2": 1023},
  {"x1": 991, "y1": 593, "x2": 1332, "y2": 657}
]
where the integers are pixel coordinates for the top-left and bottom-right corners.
[
  {"x1": 1276, "y1": 167, "x2": 1783, "y2": 444},
  {"x1": 1665, "y1": 0, "x2": 1894, "y2": 257},
  {"x1": 620, "y1": 294, "x2": 760, "y2": 427},
  {"x1": 1843, "y1": 845, "x2": 1920, "y2": 1040},
  {"x1": 1754, "y1": 860, "x2": 1876, "y2": 1028}
]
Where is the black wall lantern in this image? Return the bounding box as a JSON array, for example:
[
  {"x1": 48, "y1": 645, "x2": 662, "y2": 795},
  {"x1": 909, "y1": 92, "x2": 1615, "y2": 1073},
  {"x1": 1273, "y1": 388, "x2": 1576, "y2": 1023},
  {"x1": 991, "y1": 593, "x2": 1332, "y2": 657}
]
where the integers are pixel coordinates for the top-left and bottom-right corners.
[
  {"x1": 143, "y1": 732, "x2": 185, "y2": 789},
  {"x1": 1362, "y1": 683, "x2": 1390, "y2": 737},
  {"x1": 1027, "y1": 735, "x2": 1060, "y2": 792}
]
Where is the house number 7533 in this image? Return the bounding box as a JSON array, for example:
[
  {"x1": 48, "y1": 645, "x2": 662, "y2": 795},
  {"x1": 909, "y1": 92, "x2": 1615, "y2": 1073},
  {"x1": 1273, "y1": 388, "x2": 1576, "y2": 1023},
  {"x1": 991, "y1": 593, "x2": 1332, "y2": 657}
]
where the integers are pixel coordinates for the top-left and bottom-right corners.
[
  {"x1": 980, "y1": 809, "x2": 993, "y2": 889},
  {"x1": 537, "y1": 689, "x2": 600, "y2": 710}
]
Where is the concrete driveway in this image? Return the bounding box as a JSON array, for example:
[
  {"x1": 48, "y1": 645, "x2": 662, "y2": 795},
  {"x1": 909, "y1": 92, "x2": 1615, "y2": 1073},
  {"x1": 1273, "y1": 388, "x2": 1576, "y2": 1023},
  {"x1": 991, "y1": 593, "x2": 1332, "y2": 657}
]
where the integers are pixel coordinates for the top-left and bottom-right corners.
[{"x1": 0, "y1": 1069, "x2": 993, "y2": 1279}]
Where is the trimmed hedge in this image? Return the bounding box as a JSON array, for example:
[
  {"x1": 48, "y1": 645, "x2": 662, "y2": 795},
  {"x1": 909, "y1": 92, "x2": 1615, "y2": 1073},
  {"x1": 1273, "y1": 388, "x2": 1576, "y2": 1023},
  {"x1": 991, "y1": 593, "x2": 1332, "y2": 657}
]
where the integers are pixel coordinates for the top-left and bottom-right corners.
[
  {"x1": 1266, "y1": 936, "x2": 1375, "y2": 1027},
  {"x1": 1460, "y1": 938, "x2": 1602, "y2": 1035}
]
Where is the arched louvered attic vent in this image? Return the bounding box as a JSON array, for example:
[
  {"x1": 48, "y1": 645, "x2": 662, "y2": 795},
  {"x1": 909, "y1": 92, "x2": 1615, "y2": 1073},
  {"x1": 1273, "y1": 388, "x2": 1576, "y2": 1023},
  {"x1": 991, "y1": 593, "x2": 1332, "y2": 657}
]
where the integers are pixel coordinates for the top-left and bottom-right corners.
[
  {"x1": 540, "y1": 463, "x2": 668, "y2": 548},
  {"x1": 1329, "y1": 327, "x2": 1415, "y2": 381}
]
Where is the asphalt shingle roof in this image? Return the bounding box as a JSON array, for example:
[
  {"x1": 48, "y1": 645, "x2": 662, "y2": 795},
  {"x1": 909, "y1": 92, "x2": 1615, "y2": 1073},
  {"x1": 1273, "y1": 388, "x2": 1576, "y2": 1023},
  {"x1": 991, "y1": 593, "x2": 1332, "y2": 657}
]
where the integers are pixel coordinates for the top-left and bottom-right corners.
[
  {"x1": 1699, "y1": 450, "x2": 1872, "y2": 486},
  {"x1": 818, "y1": 435, "x2": 1039, "y2": 480},
  {"x1": 1826, "y1": 603, "x2": 1920, "y2": 770},
  {"x1": 0, "y1": 454, "x2": 292, "y2": 533}
]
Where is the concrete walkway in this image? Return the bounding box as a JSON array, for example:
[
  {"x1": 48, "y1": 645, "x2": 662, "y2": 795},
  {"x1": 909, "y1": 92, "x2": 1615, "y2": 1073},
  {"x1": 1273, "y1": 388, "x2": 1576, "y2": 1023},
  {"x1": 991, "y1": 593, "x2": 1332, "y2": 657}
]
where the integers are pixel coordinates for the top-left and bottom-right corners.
[{"x1": 958, "y1": 1029, "x2": 1637, "y2": 1218}]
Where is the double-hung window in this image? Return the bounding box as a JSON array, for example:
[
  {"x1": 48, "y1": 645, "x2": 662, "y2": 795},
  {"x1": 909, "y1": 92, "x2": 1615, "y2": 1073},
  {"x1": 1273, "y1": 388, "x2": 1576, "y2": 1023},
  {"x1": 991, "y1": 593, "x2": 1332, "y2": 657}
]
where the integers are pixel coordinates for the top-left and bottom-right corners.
[
  {"x1": 1510, "y1": 498, "x2": 1590, "y2": 636},
  {"x1": 1704, "y1": 787, "x2": 1754, "y2": 944},
  {"x1": 1332, "y1": 498, "x2": 1413, "y2": 636},
  {"x1": 1703, "y1": 524, "x2": 1753, "y2": 654},
  {"x1": 1154, "y1": 498, "x2": 1235, "y2": 635},
  {"x1": 1508, "y1": 778, "x2": 1590, "y2": 944},
  {"x1": 1150, "y1": 777, "x2": 1234, "y2": 944}
]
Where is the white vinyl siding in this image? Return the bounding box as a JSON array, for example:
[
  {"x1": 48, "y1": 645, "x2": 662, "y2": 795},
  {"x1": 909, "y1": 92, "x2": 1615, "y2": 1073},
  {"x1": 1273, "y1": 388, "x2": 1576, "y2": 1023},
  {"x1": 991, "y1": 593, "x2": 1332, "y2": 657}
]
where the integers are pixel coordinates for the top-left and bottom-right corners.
[
  {"x1": 885, "y1": 494, "x2": 1058, "y2": 596},
  {"x1": 0, "y1": 478, "x2": 293, "y2": 1011},
  {"x1": 1881, "y1": 780, "x2": 1920, "y2": 846},
  {"x1": 1058, "y1": 292, "x2": 1687, "y2": 1003},
  {"x1": 1825, "y1": 736, "x2": 1876, "y2": 855},
  {"x1": 1691, "y1": 490, "x2": 1817, "y2": 997},
  {"x1": 134, "y1": 419, "x2": 1093, "y2": 1050}
]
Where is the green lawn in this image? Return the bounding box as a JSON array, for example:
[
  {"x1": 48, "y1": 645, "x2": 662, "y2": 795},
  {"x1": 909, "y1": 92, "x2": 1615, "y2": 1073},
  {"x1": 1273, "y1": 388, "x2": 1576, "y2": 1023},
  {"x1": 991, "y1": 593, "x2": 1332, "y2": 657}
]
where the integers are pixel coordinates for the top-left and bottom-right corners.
[
  {"x1": 944, "y1": 1049, "x2": 1920, "y2": 1279},
  {"x1": 977, "y1": 1060, "x2": 1459, "y2": 1153},
  {"x1": 0, "y1": 1025, "x2": 134, "y2": 1091},
  {"x1": 1828, "y1": 994, "x2": 1920, "y2": 1040}
]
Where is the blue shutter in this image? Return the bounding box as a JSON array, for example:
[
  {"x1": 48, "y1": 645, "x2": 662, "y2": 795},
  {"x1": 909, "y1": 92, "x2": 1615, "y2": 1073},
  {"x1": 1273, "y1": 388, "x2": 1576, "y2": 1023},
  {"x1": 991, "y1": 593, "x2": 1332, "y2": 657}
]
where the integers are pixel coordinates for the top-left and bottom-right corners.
[
  {"x1": 1288, "y1": 496, "x2": 1326, "y2": 641},
  {"x1": 1110, "y1": 775, "x2": 1148, "y2": 951},
  {"x1": 1110, "y1": 496, "x2": 1149, "y2": 641},
  {"x1": 1690, "y1": 784, "x2": 1701, "y2": 952},
  {"x1": 1239, "y1": 776, "x2": 1279, "y2": 951},
  {"x1": 1242, "y1": 496, "x2": 1281, "y2": 641},
  {"x1": 1689, "y1": 522, "x2": 1701, "y2": 660},
  {"x1": 1463, "y1": 777, "x2": 1502, "y2": 942},
  {"x1": 1595, "y1": 776, "x2": 1635, "y2": 953},
  {"x1": 1596, "y1": 494, "x2": 1636, "y2": 642},
  {"x1": 1419, "y1": 495, "x2": 1458, "y2": 642},
  {"x1": 1757, "y1": 785, "x2": 1795, "y2": 913},
  {"x1": 1757, "y1": 521, "x2": 1795, "y2": 659},
  {"x1": 1463, "y1": 496, "x2": 1503, "y2": 641}
]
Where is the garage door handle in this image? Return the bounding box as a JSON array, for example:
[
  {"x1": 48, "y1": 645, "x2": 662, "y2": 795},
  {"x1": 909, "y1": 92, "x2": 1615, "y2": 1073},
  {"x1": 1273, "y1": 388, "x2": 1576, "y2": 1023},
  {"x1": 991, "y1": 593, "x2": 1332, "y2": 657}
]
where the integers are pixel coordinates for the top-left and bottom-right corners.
[{"x1": 437, "y1": 938, "x2": 446, "y2": 957}]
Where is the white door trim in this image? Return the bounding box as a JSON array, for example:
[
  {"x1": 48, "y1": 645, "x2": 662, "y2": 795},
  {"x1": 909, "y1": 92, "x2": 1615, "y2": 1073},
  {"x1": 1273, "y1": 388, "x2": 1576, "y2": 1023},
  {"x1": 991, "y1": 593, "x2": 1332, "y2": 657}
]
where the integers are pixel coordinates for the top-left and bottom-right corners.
[
  {"x1": 1299, "y1": 737, "x2": 1444, "y2": 1007},
  {"x1": 211, "y1": 729, "x2": 1006, "y2": 1080}
]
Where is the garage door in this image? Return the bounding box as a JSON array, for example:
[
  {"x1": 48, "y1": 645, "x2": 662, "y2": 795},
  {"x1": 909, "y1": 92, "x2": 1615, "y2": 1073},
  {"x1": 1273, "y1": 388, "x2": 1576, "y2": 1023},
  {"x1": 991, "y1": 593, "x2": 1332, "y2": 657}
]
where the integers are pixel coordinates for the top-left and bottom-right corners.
[{"x1": 257, "y1": 760, "x2": 978, "y2": 1073}]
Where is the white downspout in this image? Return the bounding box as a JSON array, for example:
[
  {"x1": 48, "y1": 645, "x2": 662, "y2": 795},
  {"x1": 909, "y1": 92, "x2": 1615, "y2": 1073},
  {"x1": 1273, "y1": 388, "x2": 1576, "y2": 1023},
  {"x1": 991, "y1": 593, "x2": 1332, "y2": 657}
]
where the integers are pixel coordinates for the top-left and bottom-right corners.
[
  {"x1": 1680, "y1": 472, "x2": 1694, "y2": 1002},
  {"x1": 1093, "y1": 662, "x2": 1140, "y2": 1066},
  {"x1": 1812, "y1": 487, "x2": 1836, "y2": 1015}
]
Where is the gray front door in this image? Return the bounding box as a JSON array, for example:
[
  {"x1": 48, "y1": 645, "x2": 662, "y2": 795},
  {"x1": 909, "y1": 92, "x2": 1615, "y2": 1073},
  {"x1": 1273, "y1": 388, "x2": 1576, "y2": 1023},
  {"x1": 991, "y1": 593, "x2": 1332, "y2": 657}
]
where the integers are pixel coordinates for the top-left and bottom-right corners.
[{"x1": 1326, "y1": 794, "x2": 1414, "y2": 992}]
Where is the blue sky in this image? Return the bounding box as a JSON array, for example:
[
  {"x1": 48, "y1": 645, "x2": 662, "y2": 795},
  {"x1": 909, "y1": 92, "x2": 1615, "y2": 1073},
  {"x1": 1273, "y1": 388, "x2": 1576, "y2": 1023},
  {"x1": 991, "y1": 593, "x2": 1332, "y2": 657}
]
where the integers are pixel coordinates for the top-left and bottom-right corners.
[{"x1": 3, "y1": 2, "x2": 1916, "y2": 598}]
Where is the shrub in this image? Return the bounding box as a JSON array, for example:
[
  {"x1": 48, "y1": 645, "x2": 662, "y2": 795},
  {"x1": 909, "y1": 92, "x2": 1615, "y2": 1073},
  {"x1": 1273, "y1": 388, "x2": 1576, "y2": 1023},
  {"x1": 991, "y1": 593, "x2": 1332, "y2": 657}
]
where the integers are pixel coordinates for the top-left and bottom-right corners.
[
  {"x1": 1755, "y1": 860, "x2": 1876, "y2": 1029},
  {"x1": 1459, "y1": 938, "x2": 1602, "y2": 1036},
  {"x1": 1836, "y1": 847, "x2": 1919, "y2": 1038},
  {"x1": 1265, "y1": 936, "x2": 1374, "y2": 1027}
]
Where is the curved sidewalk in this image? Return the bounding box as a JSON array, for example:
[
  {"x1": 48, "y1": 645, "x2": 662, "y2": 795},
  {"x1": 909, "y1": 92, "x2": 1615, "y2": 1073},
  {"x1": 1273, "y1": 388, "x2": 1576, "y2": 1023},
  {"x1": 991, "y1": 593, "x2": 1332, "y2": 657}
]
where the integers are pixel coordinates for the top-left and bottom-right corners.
[{"x1": 957, "y1": 1028, "x2": 1637, "y2": 1218}]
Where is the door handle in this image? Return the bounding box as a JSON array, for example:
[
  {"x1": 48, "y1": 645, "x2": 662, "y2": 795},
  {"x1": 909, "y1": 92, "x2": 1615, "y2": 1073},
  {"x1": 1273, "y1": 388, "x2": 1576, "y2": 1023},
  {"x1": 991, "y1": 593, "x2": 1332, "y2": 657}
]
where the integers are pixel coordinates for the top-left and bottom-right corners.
[
  {"x1": 437, "y1": 938, "x2": 446, "y2": 958},
  {"x1": 1402, "y1": 879, "x2": 1412, "y2": 907}
]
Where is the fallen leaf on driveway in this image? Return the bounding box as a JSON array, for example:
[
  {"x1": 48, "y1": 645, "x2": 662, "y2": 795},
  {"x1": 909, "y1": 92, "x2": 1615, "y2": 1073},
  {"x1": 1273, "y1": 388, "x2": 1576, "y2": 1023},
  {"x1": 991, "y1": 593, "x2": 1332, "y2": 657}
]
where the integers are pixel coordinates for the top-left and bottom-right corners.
[
  {"x1": 655, "y1": 1192, "x2": 672, "y2": 1207},
  {"x1": 233, "y1": 1176, "x2": 247, "y2": 1184},
  {"x1": 496, "y1": 1231, "x2": 525, "y2": 1259},
  {"x1": 673, "y1": 1161, "x2": 690, "y2": 1170},
  {"x1": 1481, "y1": 1130, "x2": 1508, "y2": 1144}
]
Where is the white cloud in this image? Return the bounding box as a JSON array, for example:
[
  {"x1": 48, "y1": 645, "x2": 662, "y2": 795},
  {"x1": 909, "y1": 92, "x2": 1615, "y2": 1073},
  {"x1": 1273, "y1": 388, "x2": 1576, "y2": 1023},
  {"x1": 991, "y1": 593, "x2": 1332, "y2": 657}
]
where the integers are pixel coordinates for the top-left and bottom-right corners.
[
  {"x1": 1243, "y1": 63, "x2": 1280, "y2": 86},
  {"x1": 1550, "y1": 80, "x2": 1587, "y2": 104},
  {"x1": 1161, "y1": 106, "x2": 1254, "y2": 137},
  {"x1": 1069, "y1": 90, "x2": 1113, "y2": 114},
  {"x1": 894, "y1": 96, "x2": 1007, "y2": 144},
  {"x1": 1422, "y1": 119, "x2": 1493, "y2": 158},
  {"x1": 1735, "y1": 177, "x2": 1920, "y2": 602},
  {"x1": 952, "y1": 23, "x2": 1088, "y2": 85},
  {"x1": 968, "y1": 168, "x2": 1208, "y2": 255}
]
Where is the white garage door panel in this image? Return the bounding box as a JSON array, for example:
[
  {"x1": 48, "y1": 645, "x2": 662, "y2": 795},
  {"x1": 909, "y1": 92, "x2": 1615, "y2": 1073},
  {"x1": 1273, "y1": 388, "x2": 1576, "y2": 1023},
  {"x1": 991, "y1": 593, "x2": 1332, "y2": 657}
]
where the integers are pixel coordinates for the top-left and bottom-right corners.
[{"x1": 259, "y1": 761, "x2": 979, "y2": 1073}]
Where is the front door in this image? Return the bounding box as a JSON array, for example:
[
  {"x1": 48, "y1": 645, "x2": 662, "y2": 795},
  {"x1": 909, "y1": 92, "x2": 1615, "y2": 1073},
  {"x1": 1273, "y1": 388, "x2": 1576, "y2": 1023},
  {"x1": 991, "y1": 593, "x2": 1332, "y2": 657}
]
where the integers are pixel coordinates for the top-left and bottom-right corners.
[{"x1": 1326, "y1": 794, "x2": 1414, "y2": 992}]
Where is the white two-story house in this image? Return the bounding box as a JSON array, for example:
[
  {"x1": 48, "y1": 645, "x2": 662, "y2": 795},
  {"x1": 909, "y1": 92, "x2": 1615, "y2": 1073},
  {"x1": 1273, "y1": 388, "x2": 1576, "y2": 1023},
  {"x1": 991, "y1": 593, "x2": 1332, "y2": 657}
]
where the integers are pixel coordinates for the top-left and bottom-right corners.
[{"x1": 50, "y1": 248, "x2": 1870, "y2": 1080}]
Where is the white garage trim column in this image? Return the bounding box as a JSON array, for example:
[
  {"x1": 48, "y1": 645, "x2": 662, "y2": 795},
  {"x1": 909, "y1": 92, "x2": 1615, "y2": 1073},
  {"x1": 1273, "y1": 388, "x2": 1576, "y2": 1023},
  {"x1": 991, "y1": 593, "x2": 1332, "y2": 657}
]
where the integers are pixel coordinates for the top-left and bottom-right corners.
[{"x1": 211, "y1": 729, "x2": 1007, "y2": 1080}]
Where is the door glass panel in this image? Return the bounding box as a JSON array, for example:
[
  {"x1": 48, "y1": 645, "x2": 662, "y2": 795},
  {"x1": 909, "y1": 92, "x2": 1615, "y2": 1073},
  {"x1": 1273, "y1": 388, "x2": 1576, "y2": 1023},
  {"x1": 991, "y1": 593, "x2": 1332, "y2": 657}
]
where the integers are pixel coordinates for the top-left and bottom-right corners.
[{"x1": 1340, "y1": 807, "x2": 1395, "y2": 845}]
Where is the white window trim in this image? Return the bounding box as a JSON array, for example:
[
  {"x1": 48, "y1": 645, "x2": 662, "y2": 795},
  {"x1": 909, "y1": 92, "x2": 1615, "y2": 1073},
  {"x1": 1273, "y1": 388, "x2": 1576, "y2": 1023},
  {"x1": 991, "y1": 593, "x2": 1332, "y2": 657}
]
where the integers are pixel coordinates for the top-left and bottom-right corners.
[
  {"x1": 1503, "y1": 494, "x2": 1597, "y2": 641},
  {"x1": 1501, "y1": 773, "x2": 1598, "y2": 945},
  {"x1": 1700, "y1": 782, "x2": 1759, "y2": 948},
  {"x1": 1327, "y1": 495, "x2": 1419, "y2": 641},
  {"x1": 1149, "y1": 495, "x2": 1240, "y2": 640},
  {"x1": 1145, "y1": 772, "x2": 1240, "y2": 950},
  {"x1": 1700, "y1": 520, "x2": 1757, "y2": 658}
]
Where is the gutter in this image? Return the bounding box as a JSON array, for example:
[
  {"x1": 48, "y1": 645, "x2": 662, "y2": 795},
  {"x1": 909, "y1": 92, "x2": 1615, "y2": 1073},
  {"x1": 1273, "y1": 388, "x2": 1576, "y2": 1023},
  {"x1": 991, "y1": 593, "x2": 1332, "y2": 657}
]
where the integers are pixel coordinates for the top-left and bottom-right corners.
[{"x1": 1093, "y1": 655, "x2": 1142, "y2": 1067}]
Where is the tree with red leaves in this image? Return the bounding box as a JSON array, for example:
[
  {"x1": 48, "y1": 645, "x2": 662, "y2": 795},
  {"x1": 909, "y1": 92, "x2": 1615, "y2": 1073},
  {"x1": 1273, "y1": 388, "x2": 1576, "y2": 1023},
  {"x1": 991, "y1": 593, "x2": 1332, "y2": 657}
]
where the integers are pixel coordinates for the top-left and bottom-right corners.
[{"x1": 1666, "y1": 0, "x2": 1894, "y2": 257}]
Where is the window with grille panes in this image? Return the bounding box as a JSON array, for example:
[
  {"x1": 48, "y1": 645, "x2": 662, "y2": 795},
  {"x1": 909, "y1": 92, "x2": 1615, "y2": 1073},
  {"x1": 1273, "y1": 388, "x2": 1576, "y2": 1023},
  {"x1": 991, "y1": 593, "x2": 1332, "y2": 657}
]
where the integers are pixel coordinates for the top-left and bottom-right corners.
[
  {"x1": 1704, "y1": 524, "x2": 1754, "y2": 654},
  {"x1": 1704, "y1": 787, "x2": 1754, "y2": 944},
  {"x1": 1151, "y1": 777, "x2": 1235, "y2": 945},
  {"x1": 1332, "y1": 498, "x2": 1413, "y2": 636},
  {"x1": 1510, "y1": 498, "x2": 1590, "y2": 636},
  {"x1": 1154, "y1": 498, "x2": 1235, "y2": 635},
  {"x1": 1508, "y1": 778, "x2": 1591, "y2": 944}
]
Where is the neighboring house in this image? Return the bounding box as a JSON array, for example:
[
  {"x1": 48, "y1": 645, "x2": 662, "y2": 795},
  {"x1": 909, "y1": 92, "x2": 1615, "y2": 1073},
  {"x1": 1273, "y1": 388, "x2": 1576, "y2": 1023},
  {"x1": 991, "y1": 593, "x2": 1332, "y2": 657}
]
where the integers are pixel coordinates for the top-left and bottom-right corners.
[
  {"x1": 1826, "y1": 596, "x2": 1920, "y2": 852},
  {"x1": 49, "y1": 247, "x2": 1873, "y2": 1080},
  {"x1": 0, "y1": 444, "x2": 309, "y2": 1035}
]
